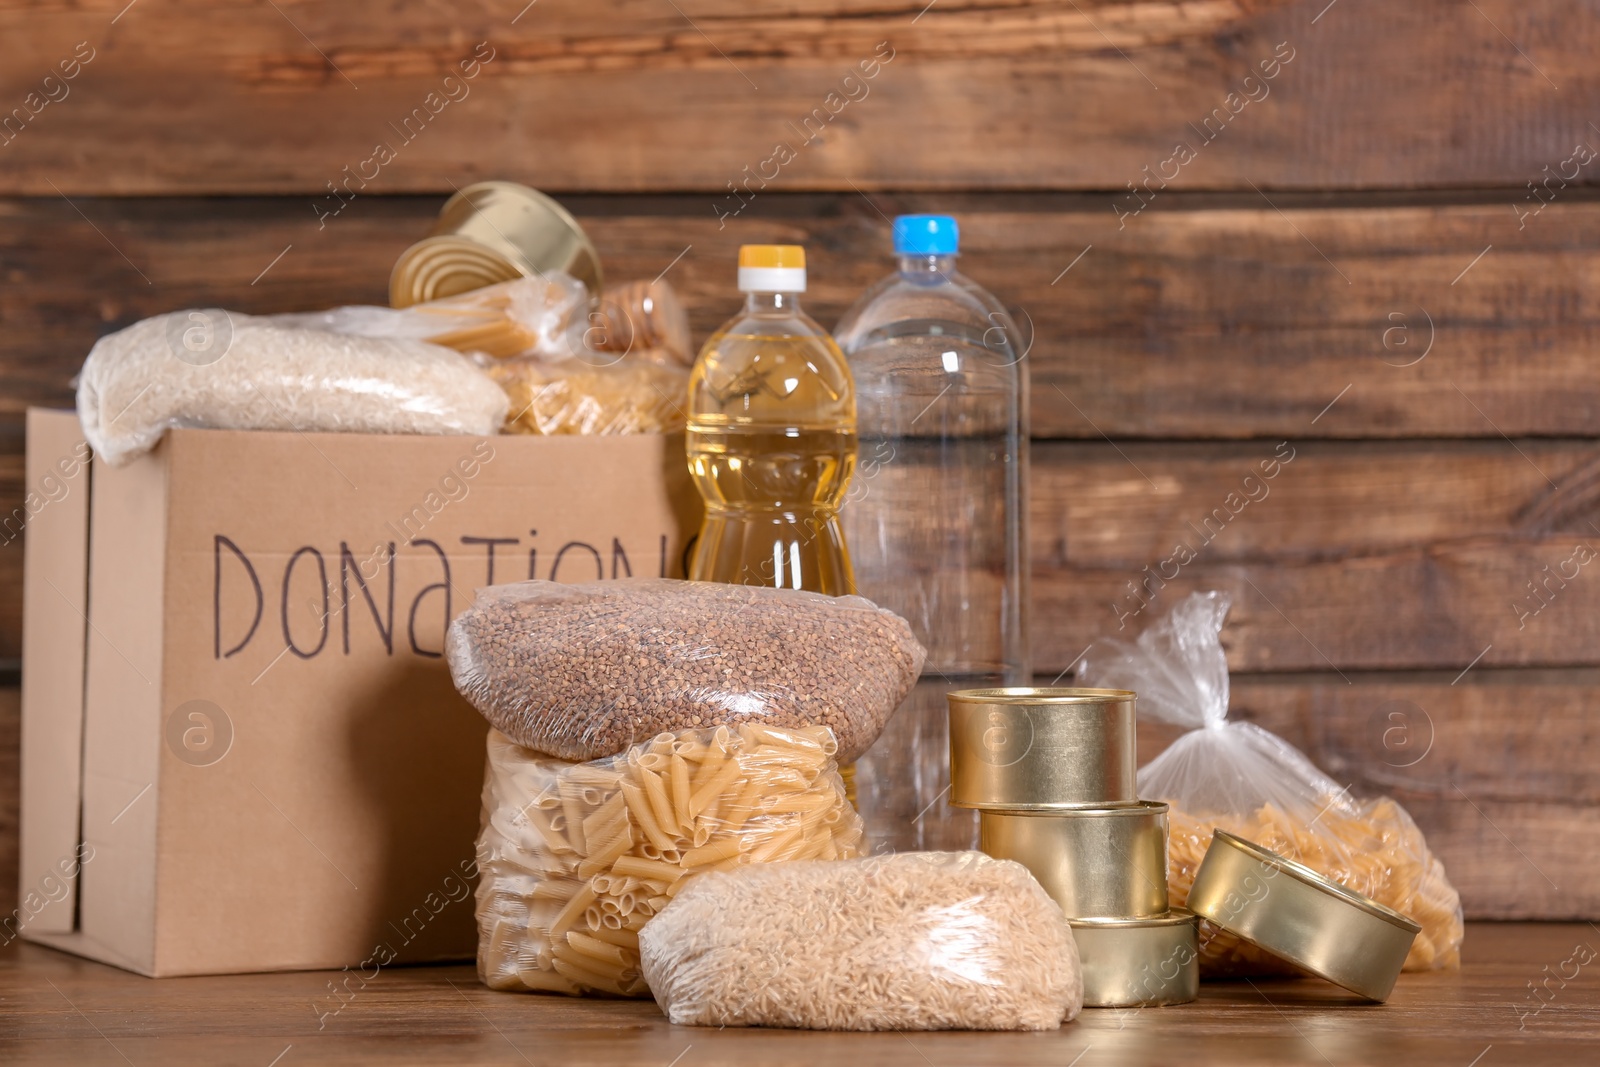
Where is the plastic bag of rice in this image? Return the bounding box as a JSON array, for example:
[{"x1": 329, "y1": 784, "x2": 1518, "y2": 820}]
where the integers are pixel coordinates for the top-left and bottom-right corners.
[
  {"x1": 446, "y1": 578, "x2": 925, "y2": 763},
  {"x1": 638, "y1": 851, "x2": 1083, "y2": 1031},
  {"x1": 77, "y1": 311, "x2": 509, "y2": 466}
]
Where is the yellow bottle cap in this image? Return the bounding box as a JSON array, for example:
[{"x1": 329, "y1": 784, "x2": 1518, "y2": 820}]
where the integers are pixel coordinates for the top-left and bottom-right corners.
[{"x1": 738, "y1": 245, "x2": 806, "y2": 269}]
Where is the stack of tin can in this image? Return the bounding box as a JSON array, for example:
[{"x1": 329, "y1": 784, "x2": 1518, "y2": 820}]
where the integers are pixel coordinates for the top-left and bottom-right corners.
[{"x1": 947, "y1": 687, "x2": 1198, "y2": 1008}]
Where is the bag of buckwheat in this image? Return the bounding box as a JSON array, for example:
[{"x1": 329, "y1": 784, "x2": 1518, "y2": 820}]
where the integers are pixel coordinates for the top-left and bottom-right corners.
[{"x1": 446, "y1": 578, "x2": 925, "y2": 764}]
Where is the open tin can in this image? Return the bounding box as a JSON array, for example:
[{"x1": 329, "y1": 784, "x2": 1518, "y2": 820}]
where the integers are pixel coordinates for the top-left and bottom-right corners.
[
  {"x1": 947, "y1": 687, "x2": 1137, "y2": 809},
  {"x1": 391, "y1": 181, "x2": 603, "y2": 307},
  {"x1": 979, "y1": 801, "x2": 1169, "y2": 919},
  {"x1": 1070, "y1": 909, "x2": 1199, "y2": 1008},
  {"x1": 1188, "y1": 830, "x2": 1421, "y2": 1003}
]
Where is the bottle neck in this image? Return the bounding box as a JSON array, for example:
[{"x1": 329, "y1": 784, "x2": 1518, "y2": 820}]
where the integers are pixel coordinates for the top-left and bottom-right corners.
[
  {"x1": 742, "y1": 290, "x2": 802, "y2": 313},
  {"x1": 898, "y1": 253, "x2": 958, "y2": 277}
]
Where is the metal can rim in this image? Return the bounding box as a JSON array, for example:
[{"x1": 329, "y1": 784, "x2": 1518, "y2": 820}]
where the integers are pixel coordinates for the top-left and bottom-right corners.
[
  {"x1": 977, "y1": 799, "x2": 1169, "y2": 819},
  {"x1": 948, "y1": 686, "x2": 1137, "y2": 706},
  {"x1": 1069, "y1": 908, "x2": 1198, "y2": 932},
  {"x1": 1209, "y1": 830, "x2": 1422, "y2": 934}
]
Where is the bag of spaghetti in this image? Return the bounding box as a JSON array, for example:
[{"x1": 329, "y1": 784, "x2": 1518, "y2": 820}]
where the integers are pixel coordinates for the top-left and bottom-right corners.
[
  {"x1": 1075, "y1": 591, "x2": 1463, "y2": 975},
  {"x1": 475, "y1": 724, "x2": 864, "y2": 997}
]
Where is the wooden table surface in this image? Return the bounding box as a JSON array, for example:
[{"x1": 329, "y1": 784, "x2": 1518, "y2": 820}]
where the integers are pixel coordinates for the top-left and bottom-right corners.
[{"x1": 2, "y1": 923, "x2": 1596, "y2": 1066}]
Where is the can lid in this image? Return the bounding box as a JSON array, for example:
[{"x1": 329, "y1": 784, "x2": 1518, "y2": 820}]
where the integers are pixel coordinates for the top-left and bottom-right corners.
[
  {"x1": 390, "y1": 181, "x2": 602, "y2": 308},
  {"x1": 947, "y1": 686, "x2": 1137, "y2": 706},
  {"x1": 894, "y1": 214, "x2": 960, "y2": 255},
  {"x1": 738, "y1": 244, "x2": 806, "y2": 292}
]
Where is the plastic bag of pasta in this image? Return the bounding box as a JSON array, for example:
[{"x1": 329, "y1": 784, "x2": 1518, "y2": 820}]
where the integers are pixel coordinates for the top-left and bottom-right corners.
[
  {"x1": 475, "y1": 724, "x2": 865, "y2": 997},
  {"x1": 272, "y1": 274, "x2": 592, "y2": 360},
  {"x1": 490, "y1": 355, "x2": 688, "y2": 435},
  {"x1": 1075, "y1": 591, "x2": 1463, "y2": 975}
]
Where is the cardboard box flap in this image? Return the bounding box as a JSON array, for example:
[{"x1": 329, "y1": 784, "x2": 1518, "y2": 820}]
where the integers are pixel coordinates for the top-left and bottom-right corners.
[{"x1": 18, "y1": 409, "x2": 94, "y2": 937}]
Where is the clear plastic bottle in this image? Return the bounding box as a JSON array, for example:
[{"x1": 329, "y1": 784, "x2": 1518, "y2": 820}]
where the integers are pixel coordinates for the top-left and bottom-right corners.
[
  {"x1": 834, "y1": 215, "x2": 1030, "y2": 852},
  {"x1": 687, "y1": 245, "x2": 857, "y2": 595}
]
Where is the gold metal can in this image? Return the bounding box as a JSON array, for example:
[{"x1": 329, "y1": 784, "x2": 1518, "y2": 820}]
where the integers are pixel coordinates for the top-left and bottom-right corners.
[
  {"x1": 391, "y1": 181, "x2": 603, "y2": 307},
  {"x1": 1187, "y1": 830, "x2": 1422, "y2": 1003},
  {"x1": 1070, "y1": 909, "x2": 1199, "y2": 1008},
  {"x1": 979, "y1": 802, "x2": 1169, "y2": 919},
  {"x1": 947, "y1": 687, "x2": 1137, "y2": 809}
]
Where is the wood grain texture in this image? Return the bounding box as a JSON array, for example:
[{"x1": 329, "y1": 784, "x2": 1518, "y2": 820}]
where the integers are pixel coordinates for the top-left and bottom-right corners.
[
  {"x1": 1, "y1": 926, "x2": 1594, "y2": 1065},
  {"x1": 1035, "y1": 539, "x2": 1600, "y2": 673},
  {"x1": 3, "y1": 1, "x2": 1599, "y2": 194},
  {"x1": 7, "y1": 195, "x2": 1600, "y2": 441},
  {"x1": 1034, "y1": 440, "x2": 1600, "y2": 568}
]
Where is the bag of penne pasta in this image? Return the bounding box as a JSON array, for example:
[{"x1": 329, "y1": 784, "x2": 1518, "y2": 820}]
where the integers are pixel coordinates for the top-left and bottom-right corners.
[
  {"x1": 1075, "y1": 591, "x2": 1465, "y2": 976},
  {"x1": 475, "y1": 723, "x2": 865, "y2": 997}
]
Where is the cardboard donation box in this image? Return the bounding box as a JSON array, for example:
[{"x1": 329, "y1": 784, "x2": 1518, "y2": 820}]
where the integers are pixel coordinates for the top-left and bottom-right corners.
[{"x1": 19, "y1": 409, "x2": 700, "y2": 976}]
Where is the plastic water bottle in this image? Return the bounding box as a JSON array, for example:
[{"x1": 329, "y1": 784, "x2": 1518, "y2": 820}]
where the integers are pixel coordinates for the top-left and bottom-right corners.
[
  {"x1": 687, "y1": 245, "x2": 858, "y2": 596},
  {"x1": 834, "y1": 215, "x2": 1030, "y2": 851}
]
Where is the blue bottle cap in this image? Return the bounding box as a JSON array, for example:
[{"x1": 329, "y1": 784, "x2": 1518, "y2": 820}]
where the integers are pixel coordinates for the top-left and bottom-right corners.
[{"x1": 893, "y1": 214, "x2": 959, "y2": 256}]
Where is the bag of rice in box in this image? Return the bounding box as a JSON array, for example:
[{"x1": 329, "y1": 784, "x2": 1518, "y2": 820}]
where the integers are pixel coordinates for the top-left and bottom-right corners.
[{"x1": 1075, "y1": 591, "x2": 1463, "y2": 975}]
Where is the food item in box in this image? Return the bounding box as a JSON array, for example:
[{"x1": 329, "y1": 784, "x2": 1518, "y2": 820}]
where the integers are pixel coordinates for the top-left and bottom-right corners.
[
  {"x1": 639, "y1": 850, "x2": 1083, "y2": 1030},
  {"x1": 475, "y1": 724, "x2": 864, "y2": 996},
  {"x1": 275, "y1": 274, "x2": 592, "y2": 360},
  {"x1": 77, "y1": 313, "x2": 509, "y2": 466},
  {"x1": 490, "y1": 356, "x2": 687, "y2": 435},
  {"x1": 1075, "y1": 591, "x2": 1464, "y2": 975},
  {"x1": 446, "y1": 578, "x2": 925, "y2": 763},
  {"x1": 594, "y1": 279, "x2": 693, "y2": 366}
]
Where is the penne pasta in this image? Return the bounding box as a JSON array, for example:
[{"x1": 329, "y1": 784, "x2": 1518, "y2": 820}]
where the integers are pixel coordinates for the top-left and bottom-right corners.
[
  {"x1": 671, "y1": 739, "x2": 710, "y2": 761},
  {"x1": 748, "y1": 823, "x2": 805, "y2": 865},
  {"x1": 612, "y1": 855, "x2": 686, "y2": 884},
  {"x1": 620, "y1": 779, "x2": 677, "y2": 853},
  {"x1": 477, "y1": 725, "x2": 865, "y2": 1000},
  {"x1": 584, "y1": 925, "x2": 640, "y2": 951},
  {"x1": 669, "y1": 754, "x2": 692, "y2": 831},
  {"x1": 524, "y1": 805, "x2": 575, "y2": 856},
  {"x1": 638, "y1": 767, "x2": 679, "y2": 840},
  {"x1": 566, "y1": 930, "x2": 632, "y2": 968},
  {"x1": 680, "y1": 836, "x2": 744, "y2": 869},
  {"x1": 552, "y1": 954, "x2": 630, "y2": 997},
  {"x1": 688, "y1": 758, "x2": 745, "y2": 818},
  {"x1": 549, "y1": 883, "x2": 599, "y2": 937},
  {"x1": 577, "y1": 822, "x2": 634, "y2": 879},
  {"x1": 530, "y1": 878, "x2": 585, "y2": 900}
]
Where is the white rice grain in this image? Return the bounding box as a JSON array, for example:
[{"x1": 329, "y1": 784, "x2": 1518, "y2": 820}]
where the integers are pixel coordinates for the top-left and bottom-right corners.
[{"x1": 639, "y1": 851, "x2": 1083, "y2": 1031}]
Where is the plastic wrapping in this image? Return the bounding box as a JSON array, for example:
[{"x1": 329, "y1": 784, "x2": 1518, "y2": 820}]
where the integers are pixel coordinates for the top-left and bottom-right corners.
[
  {"x1": 1075, "y1": 591, "x2": 1464, "y2": 974},
  {"x1": 446, "y1": 578, "x2": 926, "y2": 764},
  {"x1": 77, "y1": 312, "x2": 509, "y2": 467},
  {"x1": 595, "y1": 279, "x2": 693, "y2": 367},
  {"x1": 475, "y1": 725, "x2": 864, "y2": 997},
  {"x1": 272, "y1": 274, "x2": 592, "y2": 360},
  {"x1": 639, "y1": 851, "x2": 1082, "y2": 1030},
  {"x1": 491, "y1": 356, "x2": 687, "y2": 435}
]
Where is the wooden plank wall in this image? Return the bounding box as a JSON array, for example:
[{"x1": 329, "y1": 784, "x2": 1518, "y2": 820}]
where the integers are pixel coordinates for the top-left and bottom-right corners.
[{"x1": 3, "y1": 0, "x2": 1598, "y2": 923}]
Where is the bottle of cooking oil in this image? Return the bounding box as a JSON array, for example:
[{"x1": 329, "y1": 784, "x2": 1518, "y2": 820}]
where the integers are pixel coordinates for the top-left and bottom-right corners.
[{"x1": 687, "y1": 245, "x2": 857, "y2": 595}]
